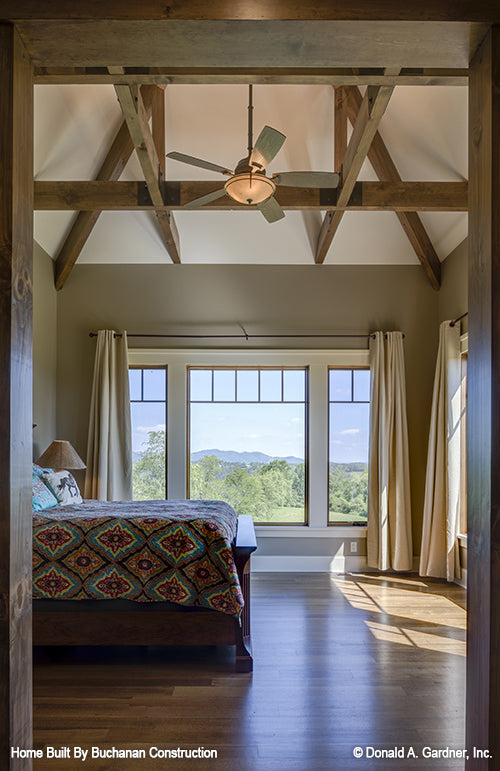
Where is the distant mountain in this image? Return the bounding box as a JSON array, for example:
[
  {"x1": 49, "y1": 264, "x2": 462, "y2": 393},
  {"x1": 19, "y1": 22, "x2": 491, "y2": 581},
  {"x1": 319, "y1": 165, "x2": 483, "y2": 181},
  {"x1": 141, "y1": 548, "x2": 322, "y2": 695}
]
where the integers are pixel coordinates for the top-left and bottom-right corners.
[
  {"x1": 329, "y1": 461, "x2": 367, "y2": 473},
  {"x1": 191, "y1": 448, "x2": 303, "y2": 465}
]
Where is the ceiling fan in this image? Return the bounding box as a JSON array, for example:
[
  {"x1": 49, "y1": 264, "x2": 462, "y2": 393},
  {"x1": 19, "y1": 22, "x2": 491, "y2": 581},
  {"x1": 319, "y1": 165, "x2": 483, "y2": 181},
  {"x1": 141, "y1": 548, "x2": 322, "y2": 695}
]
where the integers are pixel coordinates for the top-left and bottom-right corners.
[{"x1": 166, "y1": 85, "x2": 340, "y2": 223}]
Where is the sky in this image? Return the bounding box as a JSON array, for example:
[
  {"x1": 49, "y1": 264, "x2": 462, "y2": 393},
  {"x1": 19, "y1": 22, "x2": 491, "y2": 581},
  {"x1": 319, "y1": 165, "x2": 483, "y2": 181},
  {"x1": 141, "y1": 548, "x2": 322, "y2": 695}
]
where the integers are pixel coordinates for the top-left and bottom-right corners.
[{"x1": 190, "y1": 402, "x2": 305, "y2": 459}]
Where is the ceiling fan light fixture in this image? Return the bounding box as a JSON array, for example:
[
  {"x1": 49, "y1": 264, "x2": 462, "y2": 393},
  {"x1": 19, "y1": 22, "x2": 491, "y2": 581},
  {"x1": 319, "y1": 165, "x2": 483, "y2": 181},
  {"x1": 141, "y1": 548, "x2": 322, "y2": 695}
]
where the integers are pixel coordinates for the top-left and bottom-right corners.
[{"x1": 224, "y1": 172, "x2": 276, "y2": 205}]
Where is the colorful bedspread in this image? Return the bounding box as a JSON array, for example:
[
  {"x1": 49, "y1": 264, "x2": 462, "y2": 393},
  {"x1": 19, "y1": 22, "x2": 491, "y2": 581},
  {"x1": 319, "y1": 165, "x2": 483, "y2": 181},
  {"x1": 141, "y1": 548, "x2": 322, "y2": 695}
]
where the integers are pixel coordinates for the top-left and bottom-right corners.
[{"x1": 33, "y1": 500, "x2": 243, "y2": 616}]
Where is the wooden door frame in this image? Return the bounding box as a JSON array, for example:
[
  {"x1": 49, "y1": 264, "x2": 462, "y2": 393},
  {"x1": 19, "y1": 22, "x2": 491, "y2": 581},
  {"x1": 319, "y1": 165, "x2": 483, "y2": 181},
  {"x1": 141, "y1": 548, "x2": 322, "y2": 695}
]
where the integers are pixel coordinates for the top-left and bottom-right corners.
[
  {"x1": 1, "y1": 8, "x2": 499, "y2": 769},
  {"x1": 0, "y1": 21, "x2": 33, "y2": 768},
  {"x1": 466, "y1": 25, "x2": 500, "y2": 767}
]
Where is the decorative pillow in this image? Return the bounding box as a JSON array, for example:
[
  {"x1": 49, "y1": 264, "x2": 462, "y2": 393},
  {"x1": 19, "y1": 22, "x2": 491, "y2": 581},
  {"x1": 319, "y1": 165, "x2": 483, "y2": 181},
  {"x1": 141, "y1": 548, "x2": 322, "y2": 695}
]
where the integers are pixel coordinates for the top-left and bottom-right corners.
[
  {"x1": 41, "y1": 470, "x2": 82, "y2": 505},
  {"x1": 33, "y1": 462, "x2": 53, "y2": 477},
  {"x1": 32, "y1": 472, "x2": 58, "y2": 511}
]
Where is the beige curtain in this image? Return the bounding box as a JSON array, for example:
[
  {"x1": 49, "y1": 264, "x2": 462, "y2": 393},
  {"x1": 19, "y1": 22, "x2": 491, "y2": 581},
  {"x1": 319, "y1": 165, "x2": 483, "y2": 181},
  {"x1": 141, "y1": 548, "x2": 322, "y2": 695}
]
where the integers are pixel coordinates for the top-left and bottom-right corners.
[
  {"x1": 419, "y1": 321, "x2": 461, "y2": 581},
  {"x1": 84, "y1": 330, "x2": 132, "y2": 501},
  {"x1": 367, "y1": 331, "x2": 413, "y2": 571}
]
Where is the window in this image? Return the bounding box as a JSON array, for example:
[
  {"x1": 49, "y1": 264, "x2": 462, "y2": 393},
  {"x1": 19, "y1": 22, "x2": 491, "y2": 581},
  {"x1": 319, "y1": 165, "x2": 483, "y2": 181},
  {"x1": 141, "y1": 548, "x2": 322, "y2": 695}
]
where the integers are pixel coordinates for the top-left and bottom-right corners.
[
  {"x1": 188, "y1": 367, "x2": 308, "y2": 524},
  {"x1": 328, "y1": 368, "x2": 370, "y2": 524},
  {"x1": 460, "y1": 350, "x2": 467, "y2": 534},
  {"x1": 127, "y1": 349, "x2": 370, "y2": 530},
  {"x1": 129, "y1": 367, "x2": 167, "y2": 500}
]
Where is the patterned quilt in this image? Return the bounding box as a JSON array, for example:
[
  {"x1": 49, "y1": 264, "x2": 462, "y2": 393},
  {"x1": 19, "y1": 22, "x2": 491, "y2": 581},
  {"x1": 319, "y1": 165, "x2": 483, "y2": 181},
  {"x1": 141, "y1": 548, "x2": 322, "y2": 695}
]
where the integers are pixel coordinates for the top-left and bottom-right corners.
[{"x1": 33, "y1": 500, "x2": 243, "y2": 617}]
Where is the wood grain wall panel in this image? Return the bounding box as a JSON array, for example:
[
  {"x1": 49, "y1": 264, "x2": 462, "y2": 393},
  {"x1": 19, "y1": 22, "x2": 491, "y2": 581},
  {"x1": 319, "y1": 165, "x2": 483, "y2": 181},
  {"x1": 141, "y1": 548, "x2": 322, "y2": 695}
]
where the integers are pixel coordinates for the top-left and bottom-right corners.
[
  {"x1": 467, "y1": 25, "x2": 500, "y2": 769},
  {"x1": 0, "y1": 22, "x2": 33, "y2": 767}
]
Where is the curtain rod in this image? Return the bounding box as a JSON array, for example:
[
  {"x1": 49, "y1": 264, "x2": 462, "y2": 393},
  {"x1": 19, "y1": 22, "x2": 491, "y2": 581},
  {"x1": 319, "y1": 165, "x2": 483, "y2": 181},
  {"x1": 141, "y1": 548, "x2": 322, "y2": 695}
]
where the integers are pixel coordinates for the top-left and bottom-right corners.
[
  {"x1": 450, "y1": 311, "x2": 468, "y2": 327},
  {"x1": 89, "y1": 332, "x2": 384, "y2": 341}
]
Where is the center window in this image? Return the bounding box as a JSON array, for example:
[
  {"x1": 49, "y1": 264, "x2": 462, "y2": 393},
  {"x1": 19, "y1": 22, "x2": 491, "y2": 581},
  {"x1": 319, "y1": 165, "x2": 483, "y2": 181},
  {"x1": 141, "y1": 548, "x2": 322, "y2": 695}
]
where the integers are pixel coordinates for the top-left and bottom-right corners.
[{"x1": 188, "y1": 367, "x2": 308, "y2": 525}]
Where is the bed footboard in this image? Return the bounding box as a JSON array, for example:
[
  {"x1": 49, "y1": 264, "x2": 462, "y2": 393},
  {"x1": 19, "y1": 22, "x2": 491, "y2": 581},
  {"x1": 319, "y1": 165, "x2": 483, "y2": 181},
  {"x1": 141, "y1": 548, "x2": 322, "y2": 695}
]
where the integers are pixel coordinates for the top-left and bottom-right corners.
[{"x1": 233, "y1": 515, "x2": 257, "y2": 672}]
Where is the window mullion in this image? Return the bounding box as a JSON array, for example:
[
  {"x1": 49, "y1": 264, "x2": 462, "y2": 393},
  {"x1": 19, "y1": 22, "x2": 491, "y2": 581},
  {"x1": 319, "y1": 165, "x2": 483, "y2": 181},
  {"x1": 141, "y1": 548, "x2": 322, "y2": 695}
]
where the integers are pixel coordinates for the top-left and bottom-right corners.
[
  {"x1": 167, "y1": 361, "x2": 187, "y2": 499},
  {"x1": 308, "y1": 364, "x2": 328, "y2": 529}
]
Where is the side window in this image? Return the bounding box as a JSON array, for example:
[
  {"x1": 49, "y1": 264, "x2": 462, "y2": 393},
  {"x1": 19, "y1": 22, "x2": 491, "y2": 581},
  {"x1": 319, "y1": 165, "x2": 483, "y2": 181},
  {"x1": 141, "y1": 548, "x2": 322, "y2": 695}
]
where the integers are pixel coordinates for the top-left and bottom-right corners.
[
  {"x1": 460, "y1": 352, "x2": 467, "y2": 534},
  {"x1": 328, "y1": 368, "x2": 370, "y2": 524},
  {"x1": 129, "y1": 367, "x2": 167, "y2": 500}
]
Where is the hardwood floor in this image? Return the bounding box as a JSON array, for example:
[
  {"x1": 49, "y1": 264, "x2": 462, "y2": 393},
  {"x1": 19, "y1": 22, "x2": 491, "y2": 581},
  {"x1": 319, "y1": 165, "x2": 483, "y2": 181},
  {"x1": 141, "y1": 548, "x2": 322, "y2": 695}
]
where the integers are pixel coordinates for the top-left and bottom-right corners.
[{"x1": 33, "y1": 573, "x2": 466, "y2": 770}]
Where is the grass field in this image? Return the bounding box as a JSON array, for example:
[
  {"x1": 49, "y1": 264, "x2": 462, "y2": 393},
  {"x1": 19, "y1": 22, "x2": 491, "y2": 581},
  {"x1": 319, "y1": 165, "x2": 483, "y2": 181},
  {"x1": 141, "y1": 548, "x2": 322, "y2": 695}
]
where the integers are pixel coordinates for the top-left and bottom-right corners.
[
  {"x1": 253, "y1": 507, "x2": 367, "y2": 524},
  {"x1": 329, "y1": 510, "x2": 367, "y2": 524},
  {"x1": 254, "y1": 506, "x2": 304, "y2": 524}
]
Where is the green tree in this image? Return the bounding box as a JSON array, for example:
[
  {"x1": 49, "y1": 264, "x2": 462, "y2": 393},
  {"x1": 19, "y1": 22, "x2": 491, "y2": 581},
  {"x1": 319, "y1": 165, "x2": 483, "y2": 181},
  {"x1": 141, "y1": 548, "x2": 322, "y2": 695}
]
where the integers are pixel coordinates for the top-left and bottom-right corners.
[
  {"x1": 132, "y1": 429, "x2": 166, "y2": 500},
  {"x1": 257, "y1": 460, "x2": 294, "y2": 515},
  {"x1": 190, "y1": 454, "x2": 224, "y2": 500},
  {"x1": 291, "y1": 463, "x2": 305, "y2": 507},
  {"x1": 329, "y1": 465, "x2": 368, "y2": 519},
  {"x1": 222, "y1": 467, "x2": 266, "y2": 517},
  {"x1": 134, "y1": 440, "x2": 307, "y2": 523}
]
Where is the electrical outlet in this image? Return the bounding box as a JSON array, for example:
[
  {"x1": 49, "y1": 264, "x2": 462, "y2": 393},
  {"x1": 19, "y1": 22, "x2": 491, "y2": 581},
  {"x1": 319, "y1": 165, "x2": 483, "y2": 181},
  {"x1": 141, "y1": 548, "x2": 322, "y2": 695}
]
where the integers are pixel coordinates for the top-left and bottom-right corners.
[{"x1": 350, "y1": 541, "x2": 358, "y2": 553}]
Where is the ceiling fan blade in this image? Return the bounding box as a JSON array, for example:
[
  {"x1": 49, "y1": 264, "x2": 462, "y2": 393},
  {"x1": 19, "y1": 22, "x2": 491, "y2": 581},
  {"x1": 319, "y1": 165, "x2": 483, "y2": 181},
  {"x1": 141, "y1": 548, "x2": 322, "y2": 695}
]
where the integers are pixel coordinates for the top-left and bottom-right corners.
[
  {"x1": 257, "y1": 195, "x2": 285, "y2": 224},
  {"x1": 167, "y1": 151, "x2": 232, "y2": 176},
  {"x1": 250, "y1": 126, "x2": 286, "y2": 170},
  {"x1": 273, "y1": 171, "x2": 340, "y2": 188},
  {"x1": 184, "y1": 188, "x2": 227, "y2": 209}
]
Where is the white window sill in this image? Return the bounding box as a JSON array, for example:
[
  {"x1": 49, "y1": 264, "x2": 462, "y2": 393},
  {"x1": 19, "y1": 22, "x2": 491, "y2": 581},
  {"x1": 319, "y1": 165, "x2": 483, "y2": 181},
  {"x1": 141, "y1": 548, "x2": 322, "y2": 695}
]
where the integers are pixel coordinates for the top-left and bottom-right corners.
[{"x1": 255, "y1": 525, "x2": 367, "y2": 538}]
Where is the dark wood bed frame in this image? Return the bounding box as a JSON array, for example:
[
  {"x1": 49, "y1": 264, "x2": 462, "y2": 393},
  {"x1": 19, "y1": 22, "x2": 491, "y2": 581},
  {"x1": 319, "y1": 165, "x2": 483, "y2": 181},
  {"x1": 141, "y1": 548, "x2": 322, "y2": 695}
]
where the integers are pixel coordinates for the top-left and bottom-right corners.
[{"x1": 33, "y1": 514, "x2": 257, "y2": 672}]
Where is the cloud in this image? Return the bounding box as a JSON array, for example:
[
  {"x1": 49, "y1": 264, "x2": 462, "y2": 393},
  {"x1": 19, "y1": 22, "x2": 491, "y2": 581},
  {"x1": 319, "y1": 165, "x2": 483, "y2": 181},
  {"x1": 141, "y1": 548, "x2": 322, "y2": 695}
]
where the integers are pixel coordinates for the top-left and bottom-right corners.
[
  {"x1": 136, "y1": 423, "x2": 166, "y2": 434},
  {"x1": 290, "y1": 417, "x2": 302, "y2": 423},
  {"x1": 339, "y1": 428, "x2": 360, "y2": 436}
]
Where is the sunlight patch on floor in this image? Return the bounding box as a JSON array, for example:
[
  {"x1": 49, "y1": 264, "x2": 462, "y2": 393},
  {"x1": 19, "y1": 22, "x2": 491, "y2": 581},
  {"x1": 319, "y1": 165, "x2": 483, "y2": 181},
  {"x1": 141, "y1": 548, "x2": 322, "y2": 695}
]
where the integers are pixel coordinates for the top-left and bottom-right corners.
[
  {"x1": 345, "y1": 573, "x2": 430, "y2": 588},
  {"x1": 364, "y1": 619, "x2": 466, "y2": 656},
  {"x1": 364, "y1": 620, "x2": 415, "y2": 647},
  {"x1": 403, "y1": 627, "x2": 466, "y2": 655},
  {"x1": 331, "y1": 574, "x2": 467, "y2": 655}
]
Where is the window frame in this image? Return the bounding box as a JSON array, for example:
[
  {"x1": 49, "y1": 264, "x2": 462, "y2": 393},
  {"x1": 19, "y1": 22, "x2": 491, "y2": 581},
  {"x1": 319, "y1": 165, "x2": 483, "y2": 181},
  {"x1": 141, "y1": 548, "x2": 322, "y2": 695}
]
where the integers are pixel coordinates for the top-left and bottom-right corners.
[{"x1": 127, "y1": 348, "x2": 370, "y2": 532}]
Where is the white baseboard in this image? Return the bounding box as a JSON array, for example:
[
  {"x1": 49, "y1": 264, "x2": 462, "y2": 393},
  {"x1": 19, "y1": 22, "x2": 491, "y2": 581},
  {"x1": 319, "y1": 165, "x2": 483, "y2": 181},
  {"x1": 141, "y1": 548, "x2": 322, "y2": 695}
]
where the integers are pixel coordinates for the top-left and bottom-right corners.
[
  {"x1": 455, "y1": 568, "x2": 467, "y2": 588},
  {"x1": 252, "y1": 555, "x2": 422, "y2": 574},
  {"x1": 251, "y1": 555, "x2": 373, "y2": 572}
]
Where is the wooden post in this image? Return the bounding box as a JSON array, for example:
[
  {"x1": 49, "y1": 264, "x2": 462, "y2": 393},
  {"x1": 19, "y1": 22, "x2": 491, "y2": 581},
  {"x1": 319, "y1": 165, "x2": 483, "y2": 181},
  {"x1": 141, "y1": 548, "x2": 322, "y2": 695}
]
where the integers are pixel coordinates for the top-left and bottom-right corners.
[
  {"x1": 0, "y1": 23, "x2": 33, "y2": 767},
  {"x1": 467, "y1": 25, "x2": 500, "y2": 769}
]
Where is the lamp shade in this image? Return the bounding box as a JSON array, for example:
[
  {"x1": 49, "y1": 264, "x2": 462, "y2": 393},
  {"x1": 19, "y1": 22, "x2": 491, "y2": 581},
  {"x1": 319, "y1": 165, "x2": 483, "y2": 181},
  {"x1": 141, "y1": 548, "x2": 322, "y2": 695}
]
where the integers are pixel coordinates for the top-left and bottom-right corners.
[
  {"x1": 224, "y1": 172, "x2": 275, "y2": 205},
  {"x1": 37, "y1": 440, "x2": 87, "y2": 470}
]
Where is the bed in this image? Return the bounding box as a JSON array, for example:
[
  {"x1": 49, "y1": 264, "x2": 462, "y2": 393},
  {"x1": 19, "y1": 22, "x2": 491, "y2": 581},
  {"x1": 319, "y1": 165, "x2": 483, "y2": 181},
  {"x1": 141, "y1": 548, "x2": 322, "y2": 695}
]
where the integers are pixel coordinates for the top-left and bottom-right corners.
[{"x1": 32, "y1": 498, "x2": 257, "y2": 672}]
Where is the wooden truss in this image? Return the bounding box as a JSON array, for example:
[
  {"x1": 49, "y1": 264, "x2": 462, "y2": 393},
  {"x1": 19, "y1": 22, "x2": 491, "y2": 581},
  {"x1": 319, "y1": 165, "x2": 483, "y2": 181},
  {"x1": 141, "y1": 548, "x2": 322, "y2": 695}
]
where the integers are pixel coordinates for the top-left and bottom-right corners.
[{"x1": 45, "y1": 76, "x2": 466, "y2": 289}]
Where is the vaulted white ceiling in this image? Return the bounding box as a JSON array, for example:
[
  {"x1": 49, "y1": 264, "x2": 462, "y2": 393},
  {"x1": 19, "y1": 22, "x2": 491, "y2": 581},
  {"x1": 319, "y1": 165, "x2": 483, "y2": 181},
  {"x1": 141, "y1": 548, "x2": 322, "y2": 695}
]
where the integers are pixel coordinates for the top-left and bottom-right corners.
[{"x1": 34, "y1": 83, "x2": 468, "y2": 266}]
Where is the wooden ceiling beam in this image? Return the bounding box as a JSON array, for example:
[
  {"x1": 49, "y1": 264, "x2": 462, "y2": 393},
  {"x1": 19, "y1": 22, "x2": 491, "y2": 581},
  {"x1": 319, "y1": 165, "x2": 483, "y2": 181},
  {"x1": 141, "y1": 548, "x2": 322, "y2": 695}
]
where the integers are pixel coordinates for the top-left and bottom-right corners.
[
  {"x1": 16, "y1": 20, "x2": 480, "y2": 70},
  {"x1": 316, "y1": 80, "x2": 396, "y2": 264},
  {"x1": 5, "y1": 1, "x2": 500, "y2": 22},
  {"x1": 53, "y1": 84, "x2": 158, "y2": 290},
  {"x1": 344, "y1": 85, "x2": 442, "y2": 289},
  {"x1": 34, "y1": 67, "x2": 469, "y2": 86},
  {"x1": 35, "y1": 180, "x2": 468, "y2": 212},
  {"x1": 113, "y1": 79, "x2": 180, "y2": 264}
]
